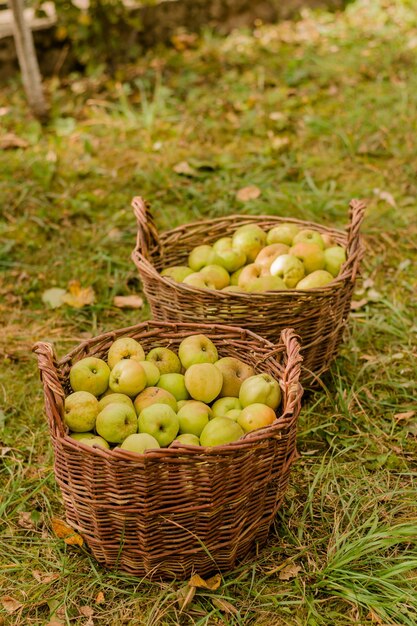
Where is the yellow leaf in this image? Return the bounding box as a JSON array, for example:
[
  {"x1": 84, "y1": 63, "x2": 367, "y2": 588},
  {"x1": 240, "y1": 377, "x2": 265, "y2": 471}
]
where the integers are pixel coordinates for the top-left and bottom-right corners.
[
  {"x1": 236, "y1": 185, "x2": 261, "y2": 202},
  {"x1": 278, "y1": 564, "x2": 301, "y2": 580},
  {"x1": 188, "y1": 573, "x2": 221, "y2": 590},
  {"x1": 62, "y1": 280, "x2": 95, "y2": 309},
  {"x1": 113, "y1": 295, "x2": 144, "y2": 309},
  {"x1": 1, "y1": 596, "x2": 23, "y2": 613},
  {"x1": 51, "y1": 518, "x2": 83, "y2": 546}
]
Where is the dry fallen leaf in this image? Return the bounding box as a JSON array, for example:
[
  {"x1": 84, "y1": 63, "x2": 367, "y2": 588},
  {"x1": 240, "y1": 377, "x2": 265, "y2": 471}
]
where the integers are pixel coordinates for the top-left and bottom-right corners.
[
  {"x1": 278, "y1": 564, "x2": 302, "y2": 580},
  {"x1": 51, "y1": 518, "x2": 83, "y2": 546},
  {"x1": 18, "y1": 511, "x2": 35, "y2": 529},
  {"x1": 62, "y1": 280, "x2": 95, "y2": 309},
  {"x1": 236, "y1": 185, "x2": 261, "y2": 202},
  {"x1": 80, "y1": 606, "x2": 94, "y2": 617},
  {"x1": 42, "y1": 288, "x2": 67, "y2": 309},
  {"x1": 95, "y1": 591, "x2": 105, "y2": 604},
  {"x1": 177, "y1": 584, "x2": 196, "y2": 612},
  {"x1": 188, "y1": 573, "x2": 221, "y2": 590},
  {"x1": 373, "y1": 188, "x2": 396, "y2": 207},
  {"x1": 394, "y1": 411, "x2": 415, "y2": 421},
  {"x1": 367, "y1": 609, "x2": 383, "y2": 624},
  {"x1": 211, "y1": 597, "x2": 239, "y2": 615},
  {"x1": 32, "y1": 570, "x2": 59, "y2": 584},
  {"x1": 173, "y1": 161, "x2": 198, "y2": 176},
  {"x1": 0, "y1": 133, "x2": 29, "y2": 150},
  {"x1": 1, "y1": 596, "x2": 23, "y2": 613},
  {"x1": 350, "y1": 298, "x2": 369, "y2": 310},
  {"x1": 113, "y1": 295, "x2": 144, "y2": 309}
]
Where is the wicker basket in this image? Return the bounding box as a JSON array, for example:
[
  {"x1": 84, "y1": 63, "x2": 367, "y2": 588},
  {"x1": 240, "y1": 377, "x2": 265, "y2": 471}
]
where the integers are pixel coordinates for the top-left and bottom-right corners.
[
  {"x1": 132, "y1": 198, "x2": 366, "y2": 384},
  {"x1": 34, "y1": 321, "x2": 302, "y2": 579}
]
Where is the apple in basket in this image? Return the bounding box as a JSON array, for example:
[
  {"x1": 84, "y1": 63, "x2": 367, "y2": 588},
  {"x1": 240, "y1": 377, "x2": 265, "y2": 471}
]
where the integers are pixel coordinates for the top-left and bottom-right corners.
[
  {"x1": 95, "y1": 402, "x2": 138, "y2": 444},
  {"x1": 213, "y1": 237, "x2": 233, "y2": 252},
  {"x1": 98, "y1": 393, "x2": 135, "y2": 411},
  {"x1": 172, "y1": 433, "x2": 201, "y2": 446},
  {"x1": 146, "y1": 347, "x2": 181, "y2": 375},
  {"x1": 69, "y1": 357, "x2": 110, "y2": 397},
  {"x1": 161, "y1": 266, "x2": 194, "y2": 282},
  {"x1": 237, "y1": 403, "x2": 276, "y2": 433},
  {"x1": 255, "y1": 243, "x2": 289, "y2": 273},
  {"x1": 120, "y1": 432, "x2": 160, "y2": 453},
  {"x1": 296, "y1": 270, "x2": 334, "y2": 289},
  {"x1": 270, "y1": 255, "x2": 305, "y2": 288},
  {"x1": 138, "y1": 403, "x2": 179, "y2": 447},
  {"x1": 107, "y1": 337, "x2": 145, "y2": 369},
  {"x1": 137, "y1": 360, "x2": 160, "y2": 386},
  {"x1": 157, "y1": 373, "x2": 189, "y2": 401},
  {"x1": 246, "y1": 275, "x2": 287, "y2": 292},
  {"x1": 109, "y1": 359, "x2": 147, "y2": 397},
  {"x1": 64, "y1": 391, "x2": 99, "y2": 432},
  {"x1": 199, "y1": 265, "x2": 230, "y2": 290},
  {"x1": 216, "y1": 248, "x2": 247, "y2": 273},
  {"x1": 178, "y1": 334, "x2": 218, "y2": 369},
  {"x1": 177, "y1": 401, "x2": 211, "y2": 437},
  {"x1": 289, "y1": 242, "x2": 325, "y2": 274},
  {"x1": 184, "y1": 363, "x2": 223, "y2": 403},
  {"x1": 239, "y1": 374, "x2": 281, "y2": 410},
  {"x1": 293, "y1": 229, "x2": 325, "y2": 250},
  {"x1": 266, "y1": 223, "x2": 299, "y2": 246},
  {"x1": 324, "y1": 246, "x2": 347, "y2": 277},
  {"x1": 200, "y1": 417, "x2": 244, "y2": 447},
  {"x1": 211, "y1": 397, "x2": 242, "y2": 418},
  {"x1": 134, "y1": 387, "x2": 178, "y2": 415},
  {"x1": 232, "y1": 224, "x2": 267, "y2": 262},
  {"x1": 188, "y1": 245, "x2": 220, "y2": 271},
  {"x1": 214, "y1": 356, "x2": 255, "y2": 397}
]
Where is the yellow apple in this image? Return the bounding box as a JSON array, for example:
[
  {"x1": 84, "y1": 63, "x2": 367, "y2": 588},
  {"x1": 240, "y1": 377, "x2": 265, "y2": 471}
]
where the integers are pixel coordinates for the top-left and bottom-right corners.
[
  {"x1": 138, "y1": 404, "x2": 179, "y2": 447},
  {"x1": 157, "y1": 373, "x2": 189, "y2": 401},
  {"x1": 239, "y1": 373, "x2": 281, "y2": 409},
  {"x1": 80, "y1": 436, "x2": 110, "y2": 450},
  {"x1": 214, "y1": 356, "x2": 255, "y2": 397},
  {"x1": 216, "y1": 248, "x2": 247, "y2": 273},
  {"x1": 161, "y1": 266, "x2": 194, "y2": 282},
  {"x1": 188, "y1": 245, "x2": 220, "y2": 271},
  {"x1": 255, "y1": 243, "x2": 290, "y2": 273},
  {"x1": 237, "y1": 403, "x2": 276, "y2": 433},
  {"x1": 200, "y1": 417, "x2": 244, "y2": 447},
  {"x1": 178, "y1": 334, "x2": 218, "y2": 369},
  {"x1": 98, "y1": 393, "x2": 135, "y2": 412},
  {"x1": 213, "y1": 237, "x2": 233, "y2": 253},
  {"x1": 107, "y1": 337, "x2": 145, "y2": 370},
  {"x1": 96, "y1": 403, "x2": 138, "y2": 443},
  {"x1": 69, "y1": 357, "x2": 110, "y2": 397},
  {"x1": 146, "y1": 347, "x2": 181, "y2": 375},
  {"x1": 184, "y1": 363, "x2": 223, "y2": 403},
  {"x1": 137, "y1": 360, "x2": 160, "y2": 386},
  {"x1": 289, "y1": 242, "x2": 325, "y2": 274},
  {"x1": 120, "y1": 432, "x2": 160, "y2": 453},
  {"x1": 232, "y1": 224, "x2": 267, "y2": 262},
  {"x1": 177, "y1": 400, "x2": 211, "y2": 436},
  {"x1": 237, "y1": 263, "x2": 262, "y2": 289},
  {"x1": 64, "y1": 391, "x2": 99, "y2": 432},
  {"x1": 200, "y1": 264, "x2": 230, "y2": 290},
  {"x1": 230, "y1": 267, "x2": 244, "y2": 286},
  {"x1": 293, "y1": 229, "x2": 325, "y2": 250},
  {"x1": 211, "y1": 396, "x2": 242, "y2": 417},
  {"x1": 134, "y1": 387, "x2": 178, "y2": 415},
  {"x1": 246, "y1": 275, "x2": 288, "y2": 292},
  {"x1": 109, "y1": 359, "x2": 147, "y2": 397},
  {"x1": 296, "y1": 270, "x2": 334, "y2": 289},
  {"x1": 270, "y1": 254, "x2": 305, "y2": 288},
  {"x1": 266, "y1": 223, "x2": 299, "y2": 246}
]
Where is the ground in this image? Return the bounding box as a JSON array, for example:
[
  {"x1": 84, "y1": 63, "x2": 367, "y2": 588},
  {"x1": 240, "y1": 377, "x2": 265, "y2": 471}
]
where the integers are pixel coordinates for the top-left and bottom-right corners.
[{"x1": 1, "y1": 0, "x2": 417, "y2": 624}]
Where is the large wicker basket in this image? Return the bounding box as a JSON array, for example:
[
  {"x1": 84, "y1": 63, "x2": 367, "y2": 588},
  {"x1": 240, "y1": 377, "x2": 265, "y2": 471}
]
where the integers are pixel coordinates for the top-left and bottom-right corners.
[
  {"x1": 132, "y1": 198, "x2": 366, "y2": 384},
  {"x1": 34, "y1": 321, "x2": 302, "y2": 579}
]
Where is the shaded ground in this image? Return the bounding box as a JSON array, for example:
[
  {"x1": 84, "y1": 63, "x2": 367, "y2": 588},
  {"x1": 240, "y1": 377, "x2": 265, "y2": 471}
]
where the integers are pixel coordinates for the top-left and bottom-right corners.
[{"x1": 1, "y1": 0, "x2": 417, "y2": 624}]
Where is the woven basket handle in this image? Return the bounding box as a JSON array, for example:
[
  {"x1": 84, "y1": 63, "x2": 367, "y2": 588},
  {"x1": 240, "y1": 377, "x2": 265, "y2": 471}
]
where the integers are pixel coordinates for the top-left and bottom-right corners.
[
  {"x1": 33, "y1": 342, "x2": 66, "y2": 438},
  {"x1": 132, "y1": 196, "x2": 161, "y2": 262},
  {"x1": 344, "y1": 198, "x2": 366, "y2": 282},
  {"x1": 278, "y1": 328, "x2": 303, "y2": 419}
]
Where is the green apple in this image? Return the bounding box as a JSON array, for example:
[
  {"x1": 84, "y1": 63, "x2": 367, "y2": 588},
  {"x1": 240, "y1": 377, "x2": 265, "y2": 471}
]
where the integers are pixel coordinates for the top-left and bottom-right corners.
[
  {"x1": 64, "y1": 391, "x2": 99, "y2": 432},
  {"x1": 178, "y1": 334, "x2": 218, "y2": 369},
  {"x1": 232, "y1": 224, "x2": 267, "y2": 262},
  {"x1": 80, "y1": 436, "x2": 110, "y2": 450},
  {"x1": 98, "y1": 393, "x2": 134, "y2": 412},
  {"x1": 237, "y1": 263, "x2": 262, "y2": 289},
  {"x1": 161, "y1": 266, "x2": 193, "y2": 282},
  {"x1": 200, "y1": 417, "x2": 244, "y2": 447},
  {"x1": 211, "y1": 396, "x2": 242, "y2": 417},
  {"x1": 214, "y1": 357, "x2": 255, "y2": 397},
  {"x1": 138, "y1": 404, "x2": 179, "y2": 447},
  {"x1": 182, "y1": 272, "x2": 216, "y2": 290},
  {"x1": 216, "y1": 248, "x2": 246, "y2": 273},
  {"x1": 120, "y1": 432, "x2": 160, "y2": 453},
  {"x1": 270, "y1": 254, "x2": 305, "y2": 288},
  {"x1": 157, "y1": 373, "x2": 189, "y2": 401},
  {"x1": 321, "y1": 233, "x2": 336, "y2": 249},
  {"x1": 184, "y1": 363, "x2": 223, "y2": 403},
  {"x1": 134, "y1": 387, "x2": 178, "y2": 415},
  {"x1": 222, "y1": 285, "x2": 245, "y2": 293},
  {"x1": 289, "y1": 242, "x2": 325, "y2": 274},
  {"x1": 213, "y1": 237, "x2": 233, "y2": 253},
  {"x1": 293, "y1": 229, "x2": 325, "y2": 250},
  {"x1": 266, "y1": 223, "x2": 299, "y2": 246},
  {"x1": 146, "y1": 347, "x2": 181, "y2": 375},
  {"x1": 95, "y1": 403, "x2": 137, "y2": 443},
  {"x1": 237, "y1": 403, "x2": 276, "y2": 433},
  {"x1": 255, "y1": 243, "x2": 289, "y2": 273},
  {"x1": 246, "y1": 275, "x2": 288, "y2": 292},
  {"x1": 109, "y1": 359, "x2": 147, "y2": 397},
  {"x1": 107, "y1": 337, "x2": 145, "y2": 370},
  {"x1": 324, "y1": 246, "x2": 346, "y2": 277},
  {"x1": 230, "y1": 267, "x2": 244, "y2": 286},
  {"x1": 69, "y1": 357, "x2": 110, "y2": 397},
  {"x1": 225, "y1": 409, "x2": 241, "y2": 421},
  {"x1": 69, "y1": 431, "x2": 96, "y2": 441},
  {"x1": 200, "y1": 264, "x2": 230, "y2": 290},
  {"x1": 188, "y1": 245, "x2": 220, "y2": 271},
  {"x1": 172, "y1": 433, "x2": 200, "y2": 446},
  {"x1": 137, "y1": 360, "x2": 160, "y2": 386},
  {"x1": 177, "y1": 400, "x2": 211, "y2": 436},
  {"x1": 239, "y1": 373, "x2": 281, "y2": 410},
  {"x1": 296, "y1": 270, "x2": 334, "y2": 289}
]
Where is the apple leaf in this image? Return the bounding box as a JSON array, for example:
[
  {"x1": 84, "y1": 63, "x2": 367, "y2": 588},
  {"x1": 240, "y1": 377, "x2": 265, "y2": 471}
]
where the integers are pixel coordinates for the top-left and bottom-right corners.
[
  {"x1": 42, "y1": 288, "x2": 67, "y2": 309},
  {"x1": 113, "y1": 295, "x2": 144, "y2": 309},
  {"x1": 278, "y1": 564, "x2": 302, "y2": 580},
  {"x1": 1, "y1": 596, "x2": 23, "y2": 613},
  {"x1": 51, "y1": 518, "x2": 83, "y2": 546},
  {"x1": 236, "y1": 185, "x2": 261, "y2": 202},
  {"x1": 188, "y1": 573, "x2": 221, "y2": 590},
  {"x1": 61, "y1": 281, "x2": 95, "y2": 309}
]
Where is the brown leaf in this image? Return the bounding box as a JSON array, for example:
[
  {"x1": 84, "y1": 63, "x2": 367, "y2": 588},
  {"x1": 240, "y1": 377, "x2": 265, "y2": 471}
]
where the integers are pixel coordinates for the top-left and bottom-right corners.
[
  {"x1": 367, "y1": 609, "x2": 383, "y2": 624},
  {"x1": 236, "y1": 185, "x2": 261, "y2": 202},
  {"x1": 350, "y1": 298, "x2": 369, "y2": 310},
  {"x1": 51, "y1": 518, "x2": 83, "y2": 546},
  {"x1": 211, "y1": 597, "x2": 239, "y2": 615},
  {"x1": 188, "y1": 573, "x2": 221, "y2": 590},
  {"x1": 173, "y1": 161, "x2": 198, "y2": 176},
  {"x1": 95, "y1": 592, "x2": 105, "y2": 604},
  {"x1": 32, "y1": 570, "x2": 59, "y2": 584},
  {"x1": 113, "y1": 295, "x2": 144, "y2": 309},
  {"x1": 394, "y1": 411, "x2": 415, "y2": 421},
  {"x1": 80, "y1": 606, "x2": 94, "y2": 617},
  {"x1": 278, "y1": 564, "x2": 302, "y2": 580},
  {"x1": 18, "y1": 511, "x2": 35, "y2": 529},
  {"x1": 0, "y1": 133, "x2": 29, "y2": 150},
  {"x1": 1, "y1": 596, "x2": 23, "y2": 613},
  {"x1": 177, "y1": 584, "x2": 196, "y2": 612},
  {"x1": 62, "y1": 280, "x2": 95, "y2": 309},
  {"x1": 46, "y1": 621, "x2": 65, "y2": 626}
]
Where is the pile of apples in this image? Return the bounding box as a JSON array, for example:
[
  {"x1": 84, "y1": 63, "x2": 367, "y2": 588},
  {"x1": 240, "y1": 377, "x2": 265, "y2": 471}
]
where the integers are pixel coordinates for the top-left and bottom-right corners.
[
  {"x1": 64, "y1": 335, "x2": 282, "y2": 453},
  {"x1": 160, "y1": 222, "x2": 347, "y2": 292}
]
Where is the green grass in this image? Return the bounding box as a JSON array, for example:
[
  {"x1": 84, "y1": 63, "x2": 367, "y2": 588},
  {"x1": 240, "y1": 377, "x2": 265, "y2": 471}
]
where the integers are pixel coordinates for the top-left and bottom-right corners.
[{"x1": 1, "y1": 0, "x2": 417, "y2": 623}]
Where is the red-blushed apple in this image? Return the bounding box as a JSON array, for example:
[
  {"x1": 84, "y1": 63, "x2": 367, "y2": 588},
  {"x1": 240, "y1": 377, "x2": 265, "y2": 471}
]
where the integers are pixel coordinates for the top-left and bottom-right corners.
[
  {"x1": 239, "y1": 373, "x2": 281, "y2": 409},
  {"x1": 69, "y1": 357, "x2": 110, "y2": 397},
  {"x1": 120, "y1": 432, "x2": 160, "y2": 453},
  {"x1": 246, "y1": 275, "x2": 288, "y2": 292},
  {"x1": 214, "y1": 357, "x2": 255, "y2": 397},
  {"x1": 184, "y1": 363, "x2": 223, "y2": 403},
  {"x1": 232, "y1": 224, "x2": 267, "y2": 262},
  {"x1": 64, "y1": 391, "x2": 99, "y2": 432},
  {"x1": 137, "y1": 360, "x2": 160, "y2": 386},
  {"x1": 138, "y1": 403, "x2": 179, "y2": 447},
  {"x1": 293, "y1": 229, "x2": 325, "y2": 250},
  {"x1": 216, "y1": 248, "x2": 246, "y2": 273},
  {"x1": 172, "y1": 433, "x2": 200, "y2": 446},
  {"x1": 237, "y1": 263, "x2": 262, "y2": 289},
  {"x1": 213, "y1": 237, "x2": 233, "y2": 253},
  {"x1": 200, "y1": 417, "x2": 244, "y2": 447},
  {"x1": 211, "y1": 396, "x2": 242, "y2": 417},
  {"x1": 161, "y1": 266, "x2": 193, "y2": 282},
  {"x1": 289, "y1": 242, "x2": 325, "y2": 274},
  {"x1": 95, "y1": 403, "x2": 138, "y2": 443},
  {"x1": 255, "y1": 243, "x2": 289, "y2": 273},
  {"x1": 134, "y1": 387, "x2": 178, "y2": 415},
  {"x1": 98, "y1": 393, "x2": 135, "y2": 412},
  {"x1": 237, "y1": 403, "x2": 276, "y2": 433},
  {"x1": 146, "y1": 347, "x2": 181, "y2": 375},
  {"x1": 296, "y1": 270, "x2": 334, "y2": 289},
  {"x1": 157, "y1": 373, "x2": 190, "y2": 401},
  {"x1": 183, "y1": 272, "x2": 216, "y2": 290},
  {"x1": 107, "y1": 337, "x2": 145, "y2": 370},
  {"x1": 324, "y1": 246, "x2": 346, "y2": 277},
  {"x1": 109, "y1": 359, "x2": 147, "y2": 397},
  {"x1": 321, "y1": 233, "x2": 336, "y2": 249},
  {"x1": 270, "y1": 254, "x2": 305, "y2": 288},
  {"x1": 178, "y1": 334, "x2": 218, "y2": 369},
  {"x1": 266, "y1": 223, "x2": 299, "y2": 246},
  {"x1": 188, "y1": 245, "x2": 220, "y2": 271},
  {"x1": 177, "y1": 400, "x2": 211, "y2": 436},
  {"x1": 200, "y1": 264, "x2": 230, "y2": 290},
  {"x1": 80, "y1": 436, "x2": 110, "y2": 450}
]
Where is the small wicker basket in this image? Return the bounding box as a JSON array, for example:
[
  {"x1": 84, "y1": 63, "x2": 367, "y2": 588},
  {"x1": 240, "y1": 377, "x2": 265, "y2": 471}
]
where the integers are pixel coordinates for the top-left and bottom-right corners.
[
  {"x1": 34, "y1": 321, "x2": 302, "y2": 579},
  {"x1": 132, "y1": 198, "x2": 366, "y2": 384}
]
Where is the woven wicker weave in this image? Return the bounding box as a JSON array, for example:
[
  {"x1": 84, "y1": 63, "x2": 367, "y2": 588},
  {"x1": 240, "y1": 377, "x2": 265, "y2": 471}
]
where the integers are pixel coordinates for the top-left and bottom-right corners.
[
  {"x1": 131, "y1": 198, "x2": 366, "y2": 384},
  {"x1": 34, "y1": 321, "x2": 302, "y2": 579}
]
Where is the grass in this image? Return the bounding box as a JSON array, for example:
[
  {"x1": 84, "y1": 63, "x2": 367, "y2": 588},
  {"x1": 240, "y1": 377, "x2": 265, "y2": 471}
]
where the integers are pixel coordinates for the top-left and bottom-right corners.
[{"x1": 1, "y1": 0, "x2": 417, "y2": 623}]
